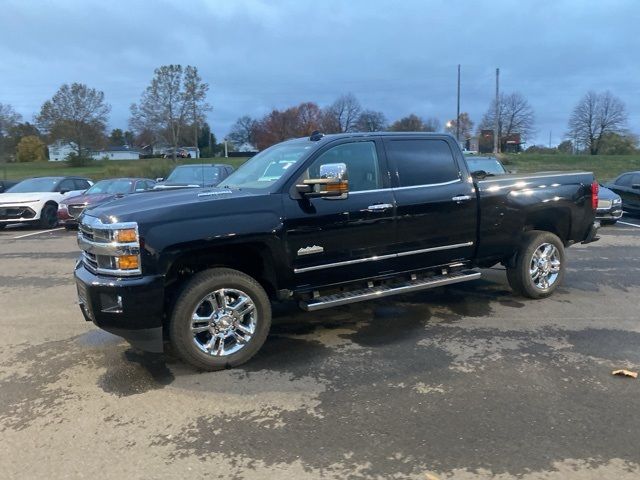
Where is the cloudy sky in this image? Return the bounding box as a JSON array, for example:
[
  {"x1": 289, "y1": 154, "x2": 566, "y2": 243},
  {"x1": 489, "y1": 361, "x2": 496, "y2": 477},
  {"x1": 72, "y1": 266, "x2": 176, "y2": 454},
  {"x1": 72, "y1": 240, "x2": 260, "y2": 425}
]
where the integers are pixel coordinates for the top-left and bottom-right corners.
[{"x1": 1, "y1": 0, "x2": 638, "y2": 146}]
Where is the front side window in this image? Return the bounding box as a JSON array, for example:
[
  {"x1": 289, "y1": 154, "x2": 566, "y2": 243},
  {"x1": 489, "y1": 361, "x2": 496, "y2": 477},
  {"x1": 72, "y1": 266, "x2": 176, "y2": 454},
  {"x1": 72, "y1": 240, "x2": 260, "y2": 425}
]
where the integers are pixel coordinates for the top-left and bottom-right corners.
[
  {"x1": 387, "y1": 139, "x2": 460, "y2": 187},
  {"x1": 304, "y1": 141, "x2": 382, "y2": 192},
  {"x1": 6, "y1": 177, "x2": 61, "y2": 193},
  {"x1": 616, "y1": 174, "x2": 633, "y2": 187},
  {"x1": 58, "y1": 179, "x2": 76, "y2": 192}
]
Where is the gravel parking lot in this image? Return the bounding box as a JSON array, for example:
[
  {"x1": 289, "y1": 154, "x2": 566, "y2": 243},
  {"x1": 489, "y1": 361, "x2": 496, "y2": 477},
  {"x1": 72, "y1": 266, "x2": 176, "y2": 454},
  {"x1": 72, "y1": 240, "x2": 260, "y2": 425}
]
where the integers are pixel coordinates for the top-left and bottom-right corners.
[{"x1": 1, "y1": 221, "x2": 640, "y2": 479}]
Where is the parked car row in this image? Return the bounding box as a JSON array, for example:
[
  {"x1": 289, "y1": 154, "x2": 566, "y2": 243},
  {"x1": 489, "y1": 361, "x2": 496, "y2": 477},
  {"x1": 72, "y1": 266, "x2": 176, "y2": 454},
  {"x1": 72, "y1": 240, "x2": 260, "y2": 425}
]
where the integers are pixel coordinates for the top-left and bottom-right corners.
[{"x1": 0, "y1": 163, "x2": 235, "y2": 230}]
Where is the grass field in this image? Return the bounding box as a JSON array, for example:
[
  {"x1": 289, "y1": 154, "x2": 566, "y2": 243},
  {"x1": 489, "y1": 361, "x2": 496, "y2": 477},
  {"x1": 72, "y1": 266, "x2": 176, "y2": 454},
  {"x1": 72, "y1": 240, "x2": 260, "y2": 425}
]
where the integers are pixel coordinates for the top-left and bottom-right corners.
[
  {"x1": 0, "y1": 157, "x2": 249, "y2": 182},
  {"x1": 502, "y1": 153, "x2": 640, "y2": 181},
  {"x1": 1, "y1": 153, "x2": 639, "y2": 183}
]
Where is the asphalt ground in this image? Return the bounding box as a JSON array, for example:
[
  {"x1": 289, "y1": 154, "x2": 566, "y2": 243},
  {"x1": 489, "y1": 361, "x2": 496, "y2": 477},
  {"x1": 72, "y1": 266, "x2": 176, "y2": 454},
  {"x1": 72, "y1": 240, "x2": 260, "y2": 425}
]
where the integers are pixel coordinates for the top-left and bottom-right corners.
[{"x1": 1, "y1": 219, "x2": 640, "y2": 479}]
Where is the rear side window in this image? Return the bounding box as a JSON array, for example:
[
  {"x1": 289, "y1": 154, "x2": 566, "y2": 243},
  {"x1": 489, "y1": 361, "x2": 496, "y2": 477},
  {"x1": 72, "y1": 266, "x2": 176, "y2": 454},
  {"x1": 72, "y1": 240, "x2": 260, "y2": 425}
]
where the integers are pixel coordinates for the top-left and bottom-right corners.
[
  {"x1": 74, "y1": 179, "x2": 91, "y2": 190},
  {"x1": 387, "y1": 139, "x2": 460, "y2": 187},
  {"x1": 616, "y1": 174, "x2": 633, "y2": 187}
]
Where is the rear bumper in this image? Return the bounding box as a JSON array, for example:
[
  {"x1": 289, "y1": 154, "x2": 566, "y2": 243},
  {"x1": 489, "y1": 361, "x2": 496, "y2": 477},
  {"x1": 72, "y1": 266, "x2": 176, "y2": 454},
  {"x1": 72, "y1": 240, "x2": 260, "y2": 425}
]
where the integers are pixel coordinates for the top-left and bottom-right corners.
[{"x1": 74, "y1": 262, "x2": 165, "y2": 352}]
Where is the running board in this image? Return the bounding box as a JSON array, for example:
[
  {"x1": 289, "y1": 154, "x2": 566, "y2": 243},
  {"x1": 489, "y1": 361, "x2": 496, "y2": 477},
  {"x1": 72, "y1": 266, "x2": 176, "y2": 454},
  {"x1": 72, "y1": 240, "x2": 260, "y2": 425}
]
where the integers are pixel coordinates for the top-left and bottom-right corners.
[{"x1": 300, "y1": 269, "x2": 481, "y2": 311}]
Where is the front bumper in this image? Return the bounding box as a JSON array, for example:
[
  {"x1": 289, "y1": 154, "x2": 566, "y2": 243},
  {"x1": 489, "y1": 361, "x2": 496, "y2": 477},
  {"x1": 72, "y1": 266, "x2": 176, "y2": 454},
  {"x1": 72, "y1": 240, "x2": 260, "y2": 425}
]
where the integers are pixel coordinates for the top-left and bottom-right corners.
[
  {"x1": 0, "y1": 205, "x2": 38, "y2": 222},
  {"x1": 596, "y1": 206, "x2": 623, "y2": 222},
  {"x1": 74, "y1": 262, "x2": 165, "y2": 352}
]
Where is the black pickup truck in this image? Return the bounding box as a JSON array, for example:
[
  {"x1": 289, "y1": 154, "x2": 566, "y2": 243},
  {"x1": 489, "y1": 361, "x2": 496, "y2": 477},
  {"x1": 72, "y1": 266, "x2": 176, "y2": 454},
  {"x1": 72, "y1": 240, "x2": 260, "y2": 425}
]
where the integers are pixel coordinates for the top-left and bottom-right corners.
[{"x1": 74, "y1": 132, "x2": 599, "y2": 370}]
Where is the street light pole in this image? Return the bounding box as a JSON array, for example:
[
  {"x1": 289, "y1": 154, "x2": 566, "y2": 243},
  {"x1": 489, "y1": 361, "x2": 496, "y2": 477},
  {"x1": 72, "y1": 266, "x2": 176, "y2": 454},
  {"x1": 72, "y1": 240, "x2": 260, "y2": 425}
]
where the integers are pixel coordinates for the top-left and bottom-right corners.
[
  {"x1": 456, "y1": 64, "x2": 461, "y2": 144},
  {"x1": 224, "y1": 138, "x2": 228, "y2": 158}
]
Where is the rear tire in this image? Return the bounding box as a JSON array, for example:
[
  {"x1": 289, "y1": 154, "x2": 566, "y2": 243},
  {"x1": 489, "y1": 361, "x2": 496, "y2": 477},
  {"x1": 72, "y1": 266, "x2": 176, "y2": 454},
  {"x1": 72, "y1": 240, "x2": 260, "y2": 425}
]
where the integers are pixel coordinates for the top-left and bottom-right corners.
[
  {"x1": 506, "y1": 230, "x2": 565, "y2": 299},
  {"x1": 169, "y1": 268, "x2": 271, "y2": 371},
  {"x1": 39, "y1": 203, "x2": 58, "y2": 229}
]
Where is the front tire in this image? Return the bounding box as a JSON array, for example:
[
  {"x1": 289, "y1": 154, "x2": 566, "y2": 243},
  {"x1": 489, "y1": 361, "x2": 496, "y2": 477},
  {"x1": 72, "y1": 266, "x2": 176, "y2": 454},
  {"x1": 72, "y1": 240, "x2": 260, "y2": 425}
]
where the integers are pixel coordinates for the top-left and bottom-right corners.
[
  {"x1": 506, "y1": 230, "x2": 566, "y2": 299},
  {"x1": 39, "y1": 203, "x2": 58, "y2": 229},
  {"x1": 169, "y1": 268, "x2": 271, "y2": 371}
]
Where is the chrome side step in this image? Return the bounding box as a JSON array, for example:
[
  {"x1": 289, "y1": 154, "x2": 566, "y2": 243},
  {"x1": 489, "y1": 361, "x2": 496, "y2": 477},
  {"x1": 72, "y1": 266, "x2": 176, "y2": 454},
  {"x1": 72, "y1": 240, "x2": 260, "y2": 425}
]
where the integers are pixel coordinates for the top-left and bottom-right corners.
[{"x1": 300, "y1": 269, "x2": 481, "y2": 312}]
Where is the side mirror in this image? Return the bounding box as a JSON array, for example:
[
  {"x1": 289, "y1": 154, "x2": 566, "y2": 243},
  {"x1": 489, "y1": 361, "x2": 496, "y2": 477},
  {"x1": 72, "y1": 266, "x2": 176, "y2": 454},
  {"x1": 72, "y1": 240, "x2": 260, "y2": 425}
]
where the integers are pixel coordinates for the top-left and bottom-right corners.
[
  {"x1": 632, "y1": 184, "x2": 640, "y2": 190},
  {"x1": 60, "y1": 189, "x2": 70, "y2": 195},
  {"x1": 471, "y1": 170, "x2": 488, "y2": 180},
  {"x1": 156, "y1": 177, "x2": 164, "y2": 182},
  {"x1": 296, "y1": 163, "x2": 349, "y2": 199}
]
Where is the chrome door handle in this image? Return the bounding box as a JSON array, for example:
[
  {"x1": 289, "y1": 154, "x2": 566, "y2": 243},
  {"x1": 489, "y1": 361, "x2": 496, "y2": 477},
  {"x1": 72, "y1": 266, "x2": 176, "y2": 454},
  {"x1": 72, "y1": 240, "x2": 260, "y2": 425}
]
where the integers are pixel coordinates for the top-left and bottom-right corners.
[
  {"x1": 367, "y1": 203, "x2": 393, "y2": 211},
  {"x1": 452, "y1": 195, "x2": 471, "y2": 202}
]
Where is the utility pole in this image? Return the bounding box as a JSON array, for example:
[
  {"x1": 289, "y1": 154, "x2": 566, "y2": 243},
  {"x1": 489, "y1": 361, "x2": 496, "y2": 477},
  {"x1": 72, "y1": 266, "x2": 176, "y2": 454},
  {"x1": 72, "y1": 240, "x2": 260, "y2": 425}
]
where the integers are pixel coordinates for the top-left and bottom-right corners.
[
  {"x1": 549, "y1": 130, "x2": 552, "y2": 149},
  {"x1": 493, "y1": 67, "x2": 500, "y2": 154},
  {"x1": 456, "y1": 64, "x2": 461, "y2": 144},
  {"x1": 224, "y1": 138, "x2": 228, "y2": 158}
]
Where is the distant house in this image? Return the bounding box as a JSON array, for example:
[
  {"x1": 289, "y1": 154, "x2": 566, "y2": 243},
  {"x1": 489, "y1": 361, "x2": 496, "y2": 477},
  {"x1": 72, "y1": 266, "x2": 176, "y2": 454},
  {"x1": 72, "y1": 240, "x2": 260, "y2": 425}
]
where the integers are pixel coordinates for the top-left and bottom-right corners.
[
  {"x1": 48, "y1": 141, "x2": 77, "y2": 162},
  {"x1": 478, "y1": 130, "x2": 523, "y2": 153},
  {"x1": 91, "y1": 146, "x2": 141, "y2": 161}
]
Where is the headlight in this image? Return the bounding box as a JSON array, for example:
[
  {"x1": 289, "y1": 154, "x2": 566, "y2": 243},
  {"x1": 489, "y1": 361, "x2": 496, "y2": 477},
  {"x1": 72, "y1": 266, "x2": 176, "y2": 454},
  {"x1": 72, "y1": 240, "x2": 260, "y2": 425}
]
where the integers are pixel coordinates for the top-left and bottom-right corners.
[
  {"x1": 59, "y1": 203, "x2": 68, "y2": 210},
  {"x1": 613, "y1": 198, "x2": 622, "y2": 204}
]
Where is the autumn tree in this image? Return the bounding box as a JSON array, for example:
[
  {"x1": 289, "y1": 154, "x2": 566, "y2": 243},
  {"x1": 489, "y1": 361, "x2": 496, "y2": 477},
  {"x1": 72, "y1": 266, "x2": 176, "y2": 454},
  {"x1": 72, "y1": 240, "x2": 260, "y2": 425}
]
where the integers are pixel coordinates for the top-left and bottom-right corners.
[
  {"x1": 479, "y1": 92, "x2": 535, "y2": 151},
  {"x1": 130, "y1": 65, "x2": 210, "y2": 160},
  {"x1": 445, "y1": 112, "x2": 474, "y2": 141},
  {"x1": 567, "y1": 91, "x2": 627, "y2": 155},
  {"x1": 36, "y1": 83, "x2": 110, "y2": 158},
  {"x1": 388, "y1": 114, "x2": 438, "y2": 132},
  {"x1": 16, "y1": 135, "x2": 46, "y2": 162},
  {"x1": 356, "y1": 110, "x2": 387, "y2": 132},
  {"x1": 322, "y1": 93, "x2": 362, "y2": 133}
]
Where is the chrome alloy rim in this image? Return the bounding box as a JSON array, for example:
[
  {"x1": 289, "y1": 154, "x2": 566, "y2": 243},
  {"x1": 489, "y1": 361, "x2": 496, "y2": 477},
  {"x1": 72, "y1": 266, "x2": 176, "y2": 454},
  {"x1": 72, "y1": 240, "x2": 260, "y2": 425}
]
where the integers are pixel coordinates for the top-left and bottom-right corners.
[
  {"x1": 190, "y1": 288, "x2": 257, "y2": 356},
  {"x1": 530, "y1": 243, "x2": 561, "y2": 290}
]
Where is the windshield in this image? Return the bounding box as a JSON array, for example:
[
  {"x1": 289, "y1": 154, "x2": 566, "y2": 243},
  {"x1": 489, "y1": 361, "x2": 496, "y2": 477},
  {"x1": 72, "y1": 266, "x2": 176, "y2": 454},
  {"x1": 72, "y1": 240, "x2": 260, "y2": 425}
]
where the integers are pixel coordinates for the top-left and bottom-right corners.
[
  {"x1": 222, "y1": 142, "x2": 313, "y2": 189},
  {"x1": 166, "y1": 165, "x2": 221, "y2": 184},
  {"x1": 6, "y1": 177, "x2": 61, "y2": 193},
  {"x1": 466, "y1": 158, "x2": 507, "y2": 175},
  {"x1": 86, "y1": 179, "x2": 133, "y2": 195}
]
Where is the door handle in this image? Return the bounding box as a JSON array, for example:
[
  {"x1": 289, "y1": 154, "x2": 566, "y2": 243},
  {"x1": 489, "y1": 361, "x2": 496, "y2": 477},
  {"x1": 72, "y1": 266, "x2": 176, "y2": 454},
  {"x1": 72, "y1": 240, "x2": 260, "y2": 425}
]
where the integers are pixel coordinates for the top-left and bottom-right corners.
[
  {"x1": 367, "y1": 203, "x2": 393, "y2": 211},
  {"x1": 452, "y1": 195, "x2": 472, "y2": 202}
]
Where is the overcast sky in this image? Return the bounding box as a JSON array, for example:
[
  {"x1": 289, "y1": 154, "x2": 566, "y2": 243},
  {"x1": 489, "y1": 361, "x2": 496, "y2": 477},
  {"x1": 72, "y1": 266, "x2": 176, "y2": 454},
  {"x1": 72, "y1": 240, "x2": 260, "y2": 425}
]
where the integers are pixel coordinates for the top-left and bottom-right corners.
[{"x1": 1, "y1": 0, "x2": 638, "y2": 146}]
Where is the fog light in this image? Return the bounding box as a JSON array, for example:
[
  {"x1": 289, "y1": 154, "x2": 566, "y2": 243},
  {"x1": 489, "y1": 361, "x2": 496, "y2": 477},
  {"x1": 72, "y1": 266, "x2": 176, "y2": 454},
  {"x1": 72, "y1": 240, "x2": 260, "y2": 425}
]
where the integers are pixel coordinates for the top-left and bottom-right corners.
[
  {"x1": 116, "y1": 255, "x2": 139, "y2": 270},
  {"x1": 100, "y1": 293, "x2": 123, "y2": 313},
  {"x1": 115, "y1": 228, "x2": 137, "y2": 243}
]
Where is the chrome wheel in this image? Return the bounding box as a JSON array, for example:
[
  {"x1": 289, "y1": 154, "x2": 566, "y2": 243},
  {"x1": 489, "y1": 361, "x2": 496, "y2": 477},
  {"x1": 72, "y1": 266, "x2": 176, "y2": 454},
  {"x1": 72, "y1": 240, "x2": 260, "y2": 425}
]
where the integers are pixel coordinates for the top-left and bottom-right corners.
[
  {"x1": 190, "y1": 288, "x2": 257, "y2": 357},
  {"x1": 530, "y1": 243, "x2": 561, "y2": 290}
]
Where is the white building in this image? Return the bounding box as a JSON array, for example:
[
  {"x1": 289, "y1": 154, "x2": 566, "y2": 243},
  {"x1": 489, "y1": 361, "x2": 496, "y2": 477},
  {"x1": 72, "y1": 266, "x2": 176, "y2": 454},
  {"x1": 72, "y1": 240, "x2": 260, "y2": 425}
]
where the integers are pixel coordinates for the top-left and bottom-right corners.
[
  {"x1": 48, "y1": 141, "x2": 77, "y2": 162},
  {"x1": 92, "y1": 146, "x2": 141, "y2": 160}
]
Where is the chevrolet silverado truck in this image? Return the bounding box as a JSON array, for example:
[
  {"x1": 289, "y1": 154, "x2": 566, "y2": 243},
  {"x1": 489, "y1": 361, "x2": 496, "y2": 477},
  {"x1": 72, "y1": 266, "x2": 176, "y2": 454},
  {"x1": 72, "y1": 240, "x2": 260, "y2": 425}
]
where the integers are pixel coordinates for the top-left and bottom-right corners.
[{"x1": 74, "y1": 132, "x2": 599, "y2": 370}]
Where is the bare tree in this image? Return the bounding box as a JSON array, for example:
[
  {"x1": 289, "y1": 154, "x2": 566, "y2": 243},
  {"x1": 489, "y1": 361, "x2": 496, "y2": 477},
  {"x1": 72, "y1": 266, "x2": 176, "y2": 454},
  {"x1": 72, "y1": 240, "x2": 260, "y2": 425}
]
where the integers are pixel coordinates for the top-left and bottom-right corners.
[
  {"x1": 36, "y1": 83, "x2": 110, "y2": 158},
  {"x1": 423, "y1": 116, "x2": 441, "y2": 132},
  {"x1": 567, "y1": 91, "x2": 627, "y2": 155},
  {"x1": 228, "y1": 115, "x2": 258, "y2": 147},
  {"x1": 355, "y1": 110, "x2": 387, "y2": 132},
  {"x1": 322, "y1": 93, "x2": 362, "y2": 133},
  {"x1": 0, "y1": 103, "x2": 22, "y2": 161},
  {"x1": 445, "y1": 112, "x2": 474, "y2": 140},
  {"x1": 480, "y1": 92, "x2": 535, "y2": 149},
  {"x1": 130, "y1": 65, "x2": 210, "y2": 161}
]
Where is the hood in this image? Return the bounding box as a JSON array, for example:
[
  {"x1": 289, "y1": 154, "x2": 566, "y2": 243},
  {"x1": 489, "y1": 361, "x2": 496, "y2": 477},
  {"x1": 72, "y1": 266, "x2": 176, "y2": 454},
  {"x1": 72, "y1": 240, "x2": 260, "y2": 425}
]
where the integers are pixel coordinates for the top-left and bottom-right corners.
[
  {"x1": 598, "y1": 186, "x2": 620, "y2": 201},
  {"x1": 63, "y1": 193, "x2": 117, "y2": 206},
  {"x1": 0, "y1": 192, "x2": 57, "y2": 204},
  {"x1": 84, "y1": 187, "x2": 256, "y2": 224}
]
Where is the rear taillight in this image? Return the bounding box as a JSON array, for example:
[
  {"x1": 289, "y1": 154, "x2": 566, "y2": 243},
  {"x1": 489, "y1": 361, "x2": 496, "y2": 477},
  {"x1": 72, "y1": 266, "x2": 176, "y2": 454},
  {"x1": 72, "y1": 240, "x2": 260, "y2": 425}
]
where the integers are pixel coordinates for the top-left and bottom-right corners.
[{"x1": 591, "y1": 181, "x2": 599, "y2": 210}]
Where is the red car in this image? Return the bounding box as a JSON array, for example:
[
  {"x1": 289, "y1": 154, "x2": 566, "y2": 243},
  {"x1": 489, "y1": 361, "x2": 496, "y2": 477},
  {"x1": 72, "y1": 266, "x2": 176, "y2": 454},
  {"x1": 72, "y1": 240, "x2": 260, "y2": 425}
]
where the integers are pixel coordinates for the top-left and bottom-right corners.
[{"x1": 57, "y1": 178, "x2": 156, "y2": 229}]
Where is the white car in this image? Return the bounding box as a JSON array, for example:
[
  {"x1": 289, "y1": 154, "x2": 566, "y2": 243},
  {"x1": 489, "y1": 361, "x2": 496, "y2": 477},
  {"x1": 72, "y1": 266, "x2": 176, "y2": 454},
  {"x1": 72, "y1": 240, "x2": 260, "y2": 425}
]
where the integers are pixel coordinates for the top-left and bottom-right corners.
[{"x1": 0, "y1": 176, "x2": 93, "y2": 230}]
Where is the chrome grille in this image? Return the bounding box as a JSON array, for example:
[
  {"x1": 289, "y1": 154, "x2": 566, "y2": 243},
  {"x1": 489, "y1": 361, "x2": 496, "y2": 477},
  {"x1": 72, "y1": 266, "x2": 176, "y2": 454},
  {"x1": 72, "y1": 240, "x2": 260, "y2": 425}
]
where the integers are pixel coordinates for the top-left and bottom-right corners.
[
  {"x1": 68, "y1": 204, "x2": 86, "y2": 219},
  {"x1": 77, "y1": 216, "x2": 141, "y2": 277}
]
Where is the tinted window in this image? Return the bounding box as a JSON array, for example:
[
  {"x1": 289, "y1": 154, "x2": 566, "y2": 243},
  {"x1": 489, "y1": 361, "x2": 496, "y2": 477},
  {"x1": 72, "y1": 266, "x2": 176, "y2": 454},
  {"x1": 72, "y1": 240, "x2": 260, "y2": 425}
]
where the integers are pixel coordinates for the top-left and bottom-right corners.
[
  {"x1": 58, "y1": 179, "x2": 76, "y2": 192},
  {"x1": 387, "y1": 139, "x2": 460, "y2": 187},
  {"x1": 616, "y1": 174, "x2": 633, "y2": 187},
  {"x1": 305, "y1": 141, "x2": 382, "y2": 192},
  {"x1": 144, "y1": 180, "x2": 156, "y2": 190},
  {"x1": 74, "y1": 179, "x2": 91, "y2": 190}
]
